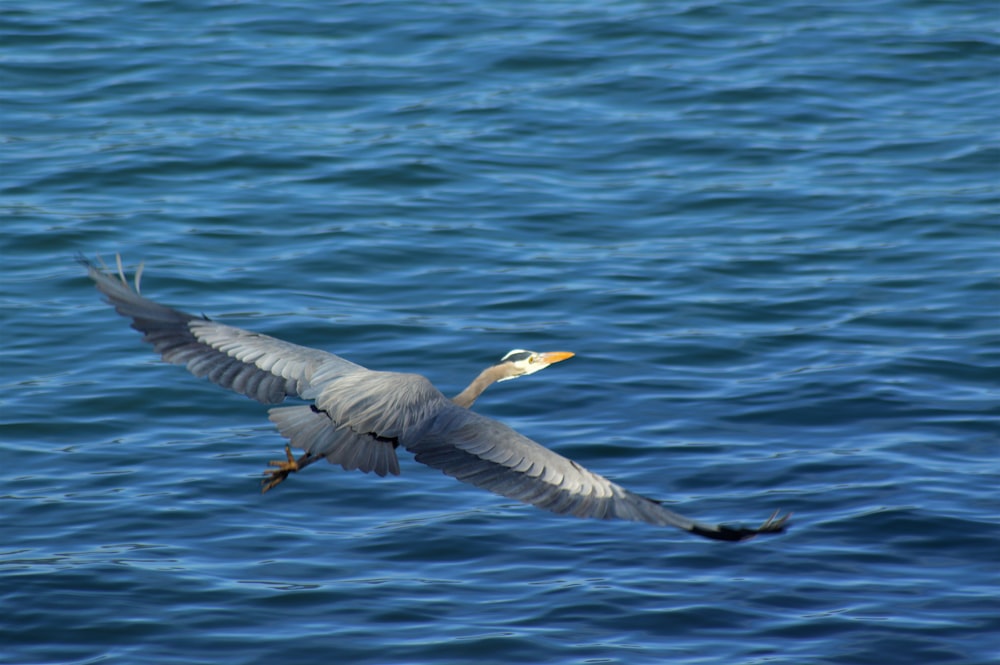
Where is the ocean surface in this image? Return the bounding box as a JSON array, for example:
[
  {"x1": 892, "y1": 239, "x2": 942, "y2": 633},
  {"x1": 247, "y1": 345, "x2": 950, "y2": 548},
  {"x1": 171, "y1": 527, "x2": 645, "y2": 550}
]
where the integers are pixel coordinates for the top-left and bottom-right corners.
[{"x1": 2, "y1": 1, "x2": 999, "y2": 663}]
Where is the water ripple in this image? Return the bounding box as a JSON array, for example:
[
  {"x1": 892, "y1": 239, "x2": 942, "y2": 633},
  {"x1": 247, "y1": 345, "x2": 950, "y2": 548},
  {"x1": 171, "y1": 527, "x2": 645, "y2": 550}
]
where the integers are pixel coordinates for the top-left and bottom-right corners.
[{"x1": 3, "y1": 1, "x2": 1000, "y2": 664}]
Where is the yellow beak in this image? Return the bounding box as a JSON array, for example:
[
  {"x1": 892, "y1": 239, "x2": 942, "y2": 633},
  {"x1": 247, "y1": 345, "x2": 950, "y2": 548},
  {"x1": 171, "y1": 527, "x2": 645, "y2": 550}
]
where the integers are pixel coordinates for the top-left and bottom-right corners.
[{"x1": 537, "y1": 351, "x2": 575, "y2": 365}]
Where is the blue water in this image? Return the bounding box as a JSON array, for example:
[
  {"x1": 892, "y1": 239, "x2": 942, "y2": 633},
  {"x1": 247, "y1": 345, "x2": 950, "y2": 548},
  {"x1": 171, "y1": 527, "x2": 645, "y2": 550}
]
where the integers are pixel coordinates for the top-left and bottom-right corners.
[{"x1": 3, "y1": 1, "x2": 999, "y2": 663}]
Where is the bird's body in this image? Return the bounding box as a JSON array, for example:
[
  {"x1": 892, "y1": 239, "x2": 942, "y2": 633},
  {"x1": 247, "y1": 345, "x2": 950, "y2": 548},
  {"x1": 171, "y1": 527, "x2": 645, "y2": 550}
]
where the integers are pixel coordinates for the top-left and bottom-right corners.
[{"x1": 82, "y1": 255, "x2": 788, "y2": 542}]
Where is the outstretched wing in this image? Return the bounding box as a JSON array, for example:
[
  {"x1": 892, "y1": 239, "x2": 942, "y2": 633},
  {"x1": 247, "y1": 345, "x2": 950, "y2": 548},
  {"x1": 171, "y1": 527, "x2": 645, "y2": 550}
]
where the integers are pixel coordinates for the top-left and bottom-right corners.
[
  {"x1": 81, "y1": 255, "x2": 363, "y2": 404},
  {"x1": 408, "y1": 405, "x2": 789, "y2": 542}
]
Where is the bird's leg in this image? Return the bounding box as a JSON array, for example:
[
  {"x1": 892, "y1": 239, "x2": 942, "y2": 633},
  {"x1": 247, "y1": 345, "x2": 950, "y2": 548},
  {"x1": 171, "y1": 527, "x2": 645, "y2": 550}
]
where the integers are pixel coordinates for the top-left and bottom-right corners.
[{"x1": 261, "y1": 445, "x2": 318, "y2": 493}]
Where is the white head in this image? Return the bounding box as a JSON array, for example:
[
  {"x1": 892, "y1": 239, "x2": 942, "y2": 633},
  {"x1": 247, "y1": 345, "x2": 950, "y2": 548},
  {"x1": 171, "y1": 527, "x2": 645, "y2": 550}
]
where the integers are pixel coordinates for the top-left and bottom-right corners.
[{"x1": 497, "y1": 349, "x2": 575, "y2": 381}]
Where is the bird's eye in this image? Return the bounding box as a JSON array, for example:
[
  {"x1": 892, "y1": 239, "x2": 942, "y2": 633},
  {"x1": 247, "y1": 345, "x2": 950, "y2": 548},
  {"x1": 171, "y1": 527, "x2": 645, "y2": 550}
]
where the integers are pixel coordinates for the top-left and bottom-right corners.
[{"x1": 502, "y1": 350, "x2": 533, "y2": 364}]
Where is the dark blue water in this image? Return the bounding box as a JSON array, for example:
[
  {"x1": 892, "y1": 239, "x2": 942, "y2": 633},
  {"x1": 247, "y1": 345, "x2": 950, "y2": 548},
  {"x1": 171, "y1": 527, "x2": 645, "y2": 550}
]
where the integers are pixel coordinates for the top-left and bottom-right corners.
[{"x1": 3, "y1": 2, "x2": 999, "y2": 663}]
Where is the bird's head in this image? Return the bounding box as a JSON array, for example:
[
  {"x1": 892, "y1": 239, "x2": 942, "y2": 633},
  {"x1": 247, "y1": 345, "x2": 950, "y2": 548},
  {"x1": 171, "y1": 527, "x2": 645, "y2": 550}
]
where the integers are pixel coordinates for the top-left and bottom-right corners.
[{"x1": 496, "y1": 349, "x2": 575, "y2": 381}]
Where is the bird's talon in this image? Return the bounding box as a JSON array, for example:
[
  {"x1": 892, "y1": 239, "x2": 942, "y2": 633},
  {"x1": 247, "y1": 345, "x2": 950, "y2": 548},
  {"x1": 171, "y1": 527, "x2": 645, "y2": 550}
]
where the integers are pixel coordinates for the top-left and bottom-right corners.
[
  {"x1": 261, "y1": 469, "x2": 289, "y2": 493},
  {"x1": 261, "y1": 446, "x2": 301, "y2": 493}
]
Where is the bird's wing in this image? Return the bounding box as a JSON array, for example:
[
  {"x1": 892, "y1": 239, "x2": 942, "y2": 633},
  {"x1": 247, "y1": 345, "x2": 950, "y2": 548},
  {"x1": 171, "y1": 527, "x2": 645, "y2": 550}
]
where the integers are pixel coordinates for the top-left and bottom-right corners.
[
  {"x1": 268, "y1": 371, "x2": 451, "y2": 477},
  {"x1": 269, "y1": 405, "x2": 401, "y2": 476},
  {"x1": 82, "y1": 255, "x2": 363, "y2": 404},
  {"x1": 407, "y1": 406, "x2": 789, "y2": 542}
]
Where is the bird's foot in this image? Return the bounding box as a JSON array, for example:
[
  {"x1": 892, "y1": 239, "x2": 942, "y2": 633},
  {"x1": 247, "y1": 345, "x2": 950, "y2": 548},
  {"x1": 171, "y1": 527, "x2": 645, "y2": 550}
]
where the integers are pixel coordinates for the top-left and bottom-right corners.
[{"x1": 261, "y1": 445, "x2": 299, "y2": 493}]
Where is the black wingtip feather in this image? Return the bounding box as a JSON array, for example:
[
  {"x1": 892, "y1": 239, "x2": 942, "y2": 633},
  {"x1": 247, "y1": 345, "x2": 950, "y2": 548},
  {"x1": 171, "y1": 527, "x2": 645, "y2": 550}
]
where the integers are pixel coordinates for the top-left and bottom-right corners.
[{"x1": 690, "y1": 510, "x2": 792, "y2": 542}]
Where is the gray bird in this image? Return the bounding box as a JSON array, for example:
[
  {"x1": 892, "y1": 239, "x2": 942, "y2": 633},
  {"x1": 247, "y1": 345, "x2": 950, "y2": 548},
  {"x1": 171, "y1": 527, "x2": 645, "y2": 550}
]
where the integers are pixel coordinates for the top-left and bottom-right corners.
[{"x1": 82, "y1": 255, "x2": 789, "y2": 541}]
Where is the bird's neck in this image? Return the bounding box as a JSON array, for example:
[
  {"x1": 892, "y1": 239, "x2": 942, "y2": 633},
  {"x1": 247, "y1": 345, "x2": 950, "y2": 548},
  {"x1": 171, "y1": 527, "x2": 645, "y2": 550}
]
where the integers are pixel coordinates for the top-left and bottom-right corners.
[{"x1": 451, "y1": 364, "x2": 509, "y2": 408}]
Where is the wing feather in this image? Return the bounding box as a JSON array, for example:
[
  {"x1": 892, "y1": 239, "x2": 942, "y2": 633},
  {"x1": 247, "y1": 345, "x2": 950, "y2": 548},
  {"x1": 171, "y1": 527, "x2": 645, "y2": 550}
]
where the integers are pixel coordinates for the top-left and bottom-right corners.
[
  {"x1": 269, "y1": 405, "x2": 400, "y2": 476},
  {"x1": 82, "y1": 256, "x2": 363, "y2": 404},
  {"x1": 409, "y1": 406, "x2": 788, "y2": 541},
  {"x1": 264, "y1": 372, "x2": 449, "y2": 479}
]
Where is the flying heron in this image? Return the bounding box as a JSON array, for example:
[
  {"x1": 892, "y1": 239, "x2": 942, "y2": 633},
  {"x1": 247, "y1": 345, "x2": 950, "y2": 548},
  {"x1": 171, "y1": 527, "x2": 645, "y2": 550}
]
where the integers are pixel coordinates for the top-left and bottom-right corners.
[{"x1": 82, "y1": 255, "x2": 789, "y2": 542}]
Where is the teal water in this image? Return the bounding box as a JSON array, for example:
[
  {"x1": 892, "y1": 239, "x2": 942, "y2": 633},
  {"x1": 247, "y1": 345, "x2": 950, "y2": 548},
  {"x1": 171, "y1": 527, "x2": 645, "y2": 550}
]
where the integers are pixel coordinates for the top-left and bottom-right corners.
[{"x1": 3, "y1": 2, "x2": 999, "y2": 664}]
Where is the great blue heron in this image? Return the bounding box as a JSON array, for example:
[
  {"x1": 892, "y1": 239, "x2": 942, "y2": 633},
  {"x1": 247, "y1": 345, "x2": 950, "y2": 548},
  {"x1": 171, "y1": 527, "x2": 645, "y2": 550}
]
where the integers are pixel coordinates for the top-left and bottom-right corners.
[{"x1": 82, "y1": 255, "x2": 789, "y2": 542}]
